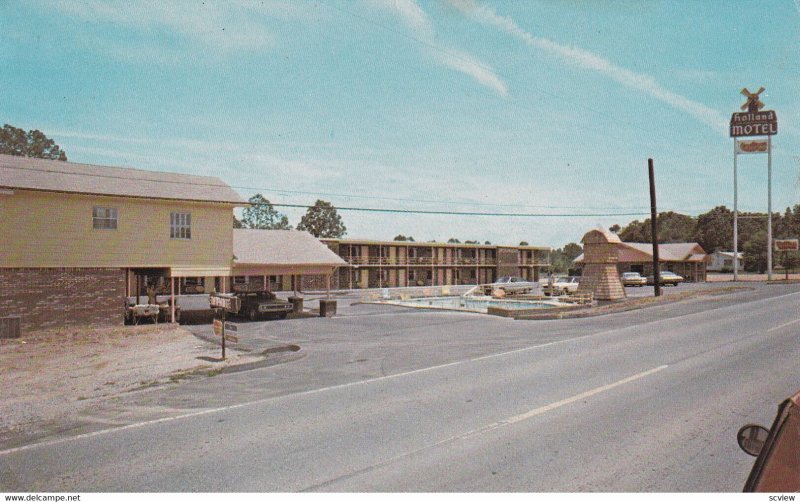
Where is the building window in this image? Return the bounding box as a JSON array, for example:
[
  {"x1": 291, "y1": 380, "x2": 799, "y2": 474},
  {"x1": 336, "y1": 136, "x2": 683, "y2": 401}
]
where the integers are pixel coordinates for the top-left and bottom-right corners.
[
  {"x1": 170, "y1": 212, "x2": 191, "y2": 239},
  {"x1": 408, "y1": 269, "x2": 417, "y2": 281},
  {"x1": 92, "y1": 207, "x2": 118, "y2": 229}
]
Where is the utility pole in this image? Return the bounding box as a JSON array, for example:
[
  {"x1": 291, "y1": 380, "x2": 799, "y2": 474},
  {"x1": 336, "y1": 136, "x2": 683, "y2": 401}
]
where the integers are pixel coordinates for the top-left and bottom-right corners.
[{"x1": 649, "y1": 158, "x2": 661, "y2": 297}]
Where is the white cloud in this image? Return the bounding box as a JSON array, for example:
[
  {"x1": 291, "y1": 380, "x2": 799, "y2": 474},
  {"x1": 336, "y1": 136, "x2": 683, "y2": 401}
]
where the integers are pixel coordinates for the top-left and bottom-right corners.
[
  {"x1": 448, "y1": 0, "x2": 728, "y2": 132},
  {"x1": 366, "y1": 0, "x2": 508, "y2": 96},
  {"x1": 46, "y1": 1, "x2": 283, "y2": 52}
]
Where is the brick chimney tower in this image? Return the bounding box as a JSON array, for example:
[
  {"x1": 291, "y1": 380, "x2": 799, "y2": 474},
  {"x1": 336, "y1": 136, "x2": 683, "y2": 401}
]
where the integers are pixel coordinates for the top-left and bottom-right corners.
[{"x1": 577, "y1": 228, "x2": 626, "y2": 301}]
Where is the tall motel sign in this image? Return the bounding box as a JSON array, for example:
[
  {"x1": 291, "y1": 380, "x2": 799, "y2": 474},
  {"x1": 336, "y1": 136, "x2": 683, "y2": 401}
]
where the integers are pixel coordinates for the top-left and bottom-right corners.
[{"x1": 730, "y1": 87, "x2": 778, "y2": 280}]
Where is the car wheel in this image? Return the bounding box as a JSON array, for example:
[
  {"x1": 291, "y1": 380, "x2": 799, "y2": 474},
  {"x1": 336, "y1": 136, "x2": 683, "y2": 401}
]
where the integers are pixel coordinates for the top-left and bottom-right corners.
[{"x1": 248, "y1": 306, "x2": 259, "y2": 321}]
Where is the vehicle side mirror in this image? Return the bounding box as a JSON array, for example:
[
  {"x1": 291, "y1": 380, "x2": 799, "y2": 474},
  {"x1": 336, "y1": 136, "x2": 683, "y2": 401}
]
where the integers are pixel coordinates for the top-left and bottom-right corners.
[{"x1": 737, "y1": 424, "x2": 770, "y2": 456}]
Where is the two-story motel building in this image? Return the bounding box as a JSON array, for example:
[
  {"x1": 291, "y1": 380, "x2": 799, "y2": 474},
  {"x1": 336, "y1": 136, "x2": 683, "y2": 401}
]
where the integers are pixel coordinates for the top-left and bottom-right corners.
[
  {"x1": 0, "y1": 154, "x2": 245, "y2": 331},
  {"x1": 320, "y1": 239, "x2": 550, "y2": 289}
]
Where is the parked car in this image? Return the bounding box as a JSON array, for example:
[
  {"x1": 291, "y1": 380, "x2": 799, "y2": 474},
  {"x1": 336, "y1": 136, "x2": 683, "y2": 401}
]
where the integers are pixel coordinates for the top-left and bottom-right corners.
[
  {"x1": 620, "y1": 272, "x2": 647, "y2": 287},
  {"x1": 544, "y1": 276, "x2": 580, "y2": 296},
  {"x1": 232, "y1": 291, "x2": 292, "y2": 321},
  {"x1": 491, "y1": 276, "x2": 536, "y2": 295},
  {"x1": 737, "y1": 389, "x2": 800, "y2": 492},
  {"x1": 646, "y1": 270, "x2": 684, "y2": 286}
]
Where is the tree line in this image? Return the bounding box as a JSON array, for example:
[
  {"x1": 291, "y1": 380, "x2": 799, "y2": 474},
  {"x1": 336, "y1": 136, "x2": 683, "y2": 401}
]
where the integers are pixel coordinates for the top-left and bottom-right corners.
[{"x1": 610, "y1": 206, "x2": 800, "y2": 273}]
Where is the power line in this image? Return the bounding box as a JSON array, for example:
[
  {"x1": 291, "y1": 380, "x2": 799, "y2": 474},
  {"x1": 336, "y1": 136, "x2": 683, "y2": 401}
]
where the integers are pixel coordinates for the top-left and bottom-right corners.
[
  {"x1": 0, "y1": 163, "x2": 653, "y2": 215},
  {"x1": 244, "y1": 186, "x2": 650, "y2": 211},
  {"x1": 269, "y1": 202, "x2": 648, "y2": 218}
]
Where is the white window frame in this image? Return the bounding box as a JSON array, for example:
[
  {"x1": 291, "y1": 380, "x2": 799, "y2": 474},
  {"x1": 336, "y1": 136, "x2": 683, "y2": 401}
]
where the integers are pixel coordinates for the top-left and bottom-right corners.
[
  {"x1": 92, "y1": 207, "x2": 118, "y2": 230},
  {"x1": 170, "y1": 212, "x2": 192, "y2": 240}
]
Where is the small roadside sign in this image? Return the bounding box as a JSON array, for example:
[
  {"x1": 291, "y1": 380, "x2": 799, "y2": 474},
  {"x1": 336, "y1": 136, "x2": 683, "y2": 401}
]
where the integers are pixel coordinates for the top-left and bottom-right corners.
[
  {"x1": 224, "y1": 322, "x2": 238, "y2": 332},
  {"x1": 213, "y1": 319, "x2": 223, "y2": 337},
  {"x1": 209, "y1": 293, "x2": 241, "y2": 313},
  {"x1": 224, "y1": 334, "x2": 239, "y2": 343},
  {"x1": 774, "y1": 239, "x2": 799, "y2": 252}
]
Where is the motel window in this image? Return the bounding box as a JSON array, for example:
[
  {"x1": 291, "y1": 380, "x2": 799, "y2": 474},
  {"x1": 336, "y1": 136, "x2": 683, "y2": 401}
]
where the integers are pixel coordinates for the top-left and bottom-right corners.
[
  {"x1": 170, "y1": 212, "x2": 191, "y2": 239},
  {"x1": 92, "y1": 207, "x2": 118, "y2": 230},
  {"x1": 408, "y1": 270, "x2": 416, "y2": 281},
  {"x1": 233, "y1": 276, "x2": 248, "y2": 285}
]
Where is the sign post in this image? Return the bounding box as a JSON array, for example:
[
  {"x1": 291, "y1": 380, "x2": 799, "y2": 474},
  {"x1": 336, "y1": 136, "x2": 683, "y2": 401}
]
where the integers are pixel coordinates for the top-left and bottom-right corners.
[
  {"x1": 730, "y1": 87, "x2": 778, "y2": 281},
  {"x1": 210, "y1": 293, "x2": 241, "y2": 360},
  {"x1": 774, "y1": 240, "x2": 799, "y2": 280}
]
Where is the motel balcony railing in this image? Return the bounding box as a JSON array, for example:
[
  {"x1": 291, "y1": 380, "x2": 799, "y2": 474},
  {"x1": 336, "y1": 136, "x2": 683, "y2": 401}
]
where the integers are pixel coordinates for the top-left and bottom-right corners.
[{"x1": 340, "y1": 256, "x2": 510, "y2": 266}]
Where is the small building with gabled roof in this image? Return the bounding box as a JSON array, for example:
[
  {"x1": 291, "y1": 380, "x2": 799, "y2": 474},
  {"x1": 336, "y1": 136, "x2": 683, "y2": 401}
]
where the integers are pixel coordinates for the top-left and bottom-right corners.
[
  {"x1": 0, "y1": 154, "x2": 246, "y2": 331},
  {"x1": 574, "y1": 240, "x2": 707, "y2": 282}
]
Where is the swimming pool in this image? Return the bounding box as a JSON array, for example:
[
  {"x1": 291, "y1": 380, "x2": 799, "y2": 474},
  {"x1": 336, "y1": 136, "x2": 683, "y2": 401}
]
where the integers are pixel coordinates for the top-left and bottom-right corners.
[{"x1": 382, "y1": 296, "x2": 563, "y2": 313}]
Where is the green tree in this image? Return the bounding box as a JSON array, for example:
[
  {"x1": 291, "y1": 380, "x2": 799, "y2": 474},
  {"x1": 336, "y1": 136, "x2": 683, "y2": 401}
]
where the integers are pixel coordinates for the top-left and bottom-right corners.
[
  {"x1": 0, "y1": 124, "x2": 67, "y2": 160},
  {"x1": 743, "y1": 230, "x2": 768, "y2": 273},
  {"x1": 297, "y1": 199, "x2": 347, "y2": 238},
  {"x1": 519, "y1": 241, "x2": 529, "y2": 246},
  {"x1": 394, "y1": 235, "x2": 414, "y2": 241},
  {"x1": 693, "y1": 206, "x2": 732, "y2": 252},
  {"x1": 617, "y1": 212, "x2": 695, "y2": 243},
  {"x1": 447, "y1": 238, "x2": 461, "y2": 243},
  {"x1": 241, "y1": 194, "x2": 292, "y2": 230},
  {"x1": 609, "y1": 224, "x2": 621, "y2": 233},
  {"x1": 464, "y1": 240, "x2": 479, "y2": 244},
  {"x1": 233, "y1": 214, "x2": 244, "y2": 228},
  {"x1": 562, "y1": 242, "x2": 583, "y2": 261}
]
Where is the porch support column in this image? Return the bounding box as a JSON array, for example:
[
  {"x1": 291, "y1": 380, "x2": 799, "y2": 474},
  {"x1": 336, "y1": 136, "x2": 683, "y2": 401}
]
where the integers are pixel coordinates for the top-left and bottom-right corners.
[{"x1": 170, "y1": 276, "x2": 176, "y2": 323}]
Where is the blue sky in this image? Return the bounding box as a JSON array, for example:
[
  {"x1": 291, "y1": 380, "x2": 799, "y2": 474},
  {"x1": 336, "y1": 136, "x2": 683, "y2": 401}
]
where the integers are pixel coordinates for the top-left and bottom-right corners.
[{"x1": 2, "y1": 1, "x2": 799, "y2": 247}]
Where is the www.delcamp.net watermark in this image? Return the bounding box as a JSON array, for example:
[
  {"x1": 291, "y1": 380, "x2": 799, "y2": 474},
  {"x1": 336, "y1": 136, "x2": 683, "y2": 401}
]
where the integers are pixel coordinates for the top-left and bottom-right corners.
[{"x1": 4, "y1": 495, "x2": 80, "y2": 502}]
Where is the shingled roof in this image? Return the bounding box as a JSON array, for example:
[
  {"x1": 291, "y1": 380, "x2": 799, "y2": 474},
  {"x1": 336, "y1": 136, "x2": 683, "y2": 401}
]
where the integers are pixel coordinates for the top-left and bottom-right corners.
[
  {"x1": 233, "y1": 229, "x2": 347, "y2": 276},
  {"x1": 0, "y1": 154, "x2": 245, "y2": 204},
  {"x1": 574, "y1": 242, "x2": 707, "y2": 263}
]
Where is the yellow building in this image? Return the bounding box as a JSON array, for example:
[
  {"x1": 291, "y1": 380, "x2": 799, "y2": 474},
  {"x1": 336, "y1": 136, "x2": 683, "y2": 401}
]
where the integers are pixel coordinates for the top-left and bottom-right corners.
[{"x1": 0, "y1": 154, "x2": 245, "y2": 331}]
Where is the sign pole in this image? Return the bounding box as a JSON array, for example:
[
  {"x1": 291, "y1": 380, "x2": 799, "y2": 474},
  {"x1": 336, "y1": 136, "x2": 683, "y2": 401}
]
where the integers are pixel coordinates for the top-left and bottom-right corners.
[
  {"x1": 221, "y1": 307, "x2": 226, "y2": 360},
  {"x1": 648, "y1": 158, "x2": 661, "y2": 297},
  {"x1": 733, "y1": 140, "x2": 739, "y2": 281},
  {"x1": 767, "y1": 134, "x2": 773, "y2": 281}
]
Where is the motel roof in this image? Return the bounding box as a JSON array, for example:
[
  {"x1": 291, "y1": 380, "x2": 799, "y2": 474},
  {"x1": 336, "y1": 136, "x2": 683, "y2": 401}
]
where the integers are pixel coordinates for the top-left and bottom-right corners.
[
  {"x1": 322, "y1": 238, "x2": 549, "y2": 251},
  {"x1": 574, "y1": 242, "x2": 707, "y2": 263},
  {"x1": 233, "y1": 229, "x2": 347, "y2": 276},
  {"x1": 0, "y1": 154, "x2": 245, "y2": 204}
]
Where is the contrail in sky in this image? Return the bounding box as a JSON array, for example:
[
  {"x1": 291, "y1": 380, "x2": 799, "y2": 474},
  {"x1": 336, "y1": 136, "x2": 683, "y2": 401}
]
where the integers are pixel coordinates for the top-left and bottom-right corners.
[{"x1": 448, "y1": 0, "x2": 728, "y2": 133}]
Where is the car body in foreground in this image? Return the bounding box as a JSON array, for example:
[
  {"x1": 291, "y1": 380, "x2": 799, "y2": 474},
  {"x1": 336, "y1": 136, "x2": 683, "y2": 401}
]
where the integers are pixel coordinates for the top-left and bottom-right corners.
[
  {"x1": 737, "y1": 389, "x2": 800, "y2": 492},
  {"x1": 646, "y1": 271, "x2": 684, "y2": 286},
  {"x1": 620, "y1": 272, "x2": 647, "y2": 287}
]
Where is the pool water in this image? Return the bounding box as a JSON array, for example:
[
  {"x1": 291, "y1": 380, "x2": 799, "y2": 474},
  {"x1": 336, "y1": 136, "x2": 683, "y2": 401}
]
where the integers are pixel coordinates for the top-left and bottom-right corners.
[{"x1": 389, "y1": 296, "x2": 561, "y2": 313}]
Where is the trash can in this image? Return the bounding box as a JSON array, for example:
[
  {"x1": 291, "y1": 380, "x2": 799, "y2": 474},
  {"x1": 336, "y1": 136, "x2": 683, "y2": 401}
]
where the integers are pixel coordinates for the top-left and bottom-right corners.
[
  {"x1": 319, "y1": 299, "x2": 337, "y2": 317},
  {"x1": 0, "y1": 316, "x2": 21, "y2": 339},
  {"x1": 288, "y1": 296, "x2": 304, "y2": 313}
]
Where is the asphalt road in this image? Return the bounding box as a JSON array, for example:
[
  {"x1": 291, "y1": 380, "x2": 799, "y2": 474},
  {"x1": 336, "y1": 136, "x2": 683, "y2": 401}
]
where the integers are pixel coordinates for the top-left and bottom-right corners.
[{"x1": 2, "y1": 282, "x2": 799, "y2": 491}]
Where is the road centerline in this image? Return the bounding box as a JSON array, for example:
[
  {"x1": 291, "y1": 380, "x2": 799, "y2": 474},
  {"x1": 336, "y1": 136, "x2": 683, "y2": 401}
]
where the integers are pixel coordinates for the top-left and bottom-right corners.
[{"x1": 302, "y1": 364, "x2": 669, "y2": 491}]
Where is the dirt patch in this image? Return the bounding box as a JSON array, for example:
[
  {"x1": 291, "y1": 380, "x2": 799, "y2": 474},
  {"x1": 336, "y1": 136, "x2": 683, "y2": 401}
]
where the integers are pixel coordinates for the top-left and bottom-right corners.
[{"x1": 0, "y1": 324, "x2": 261, "y2": 443}]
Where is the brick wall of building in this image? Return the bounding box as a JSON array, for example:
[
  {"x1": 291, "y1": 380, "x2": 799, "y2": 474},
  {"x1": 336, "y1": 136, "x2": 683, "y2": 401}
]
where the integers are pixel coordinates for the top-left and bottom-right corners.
[
  {"x1": 496, "y1": 248, "x2": 521, "y2": 278},
  {"x1": 0, "y1": 268, "x2": 126, "y2": 332}
]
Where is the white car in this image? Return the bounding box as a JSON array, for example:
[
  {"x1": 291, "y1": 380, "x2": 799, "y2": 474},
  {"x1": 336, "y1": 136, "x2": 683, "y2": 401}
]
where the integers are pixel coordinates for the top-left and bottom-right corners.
[
  {"x1": 491, "y1": 276, "x2": 536, "y2": 295},
  {"x1": 544, "y1": 276, "x2": 580, "y2": 296}
]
